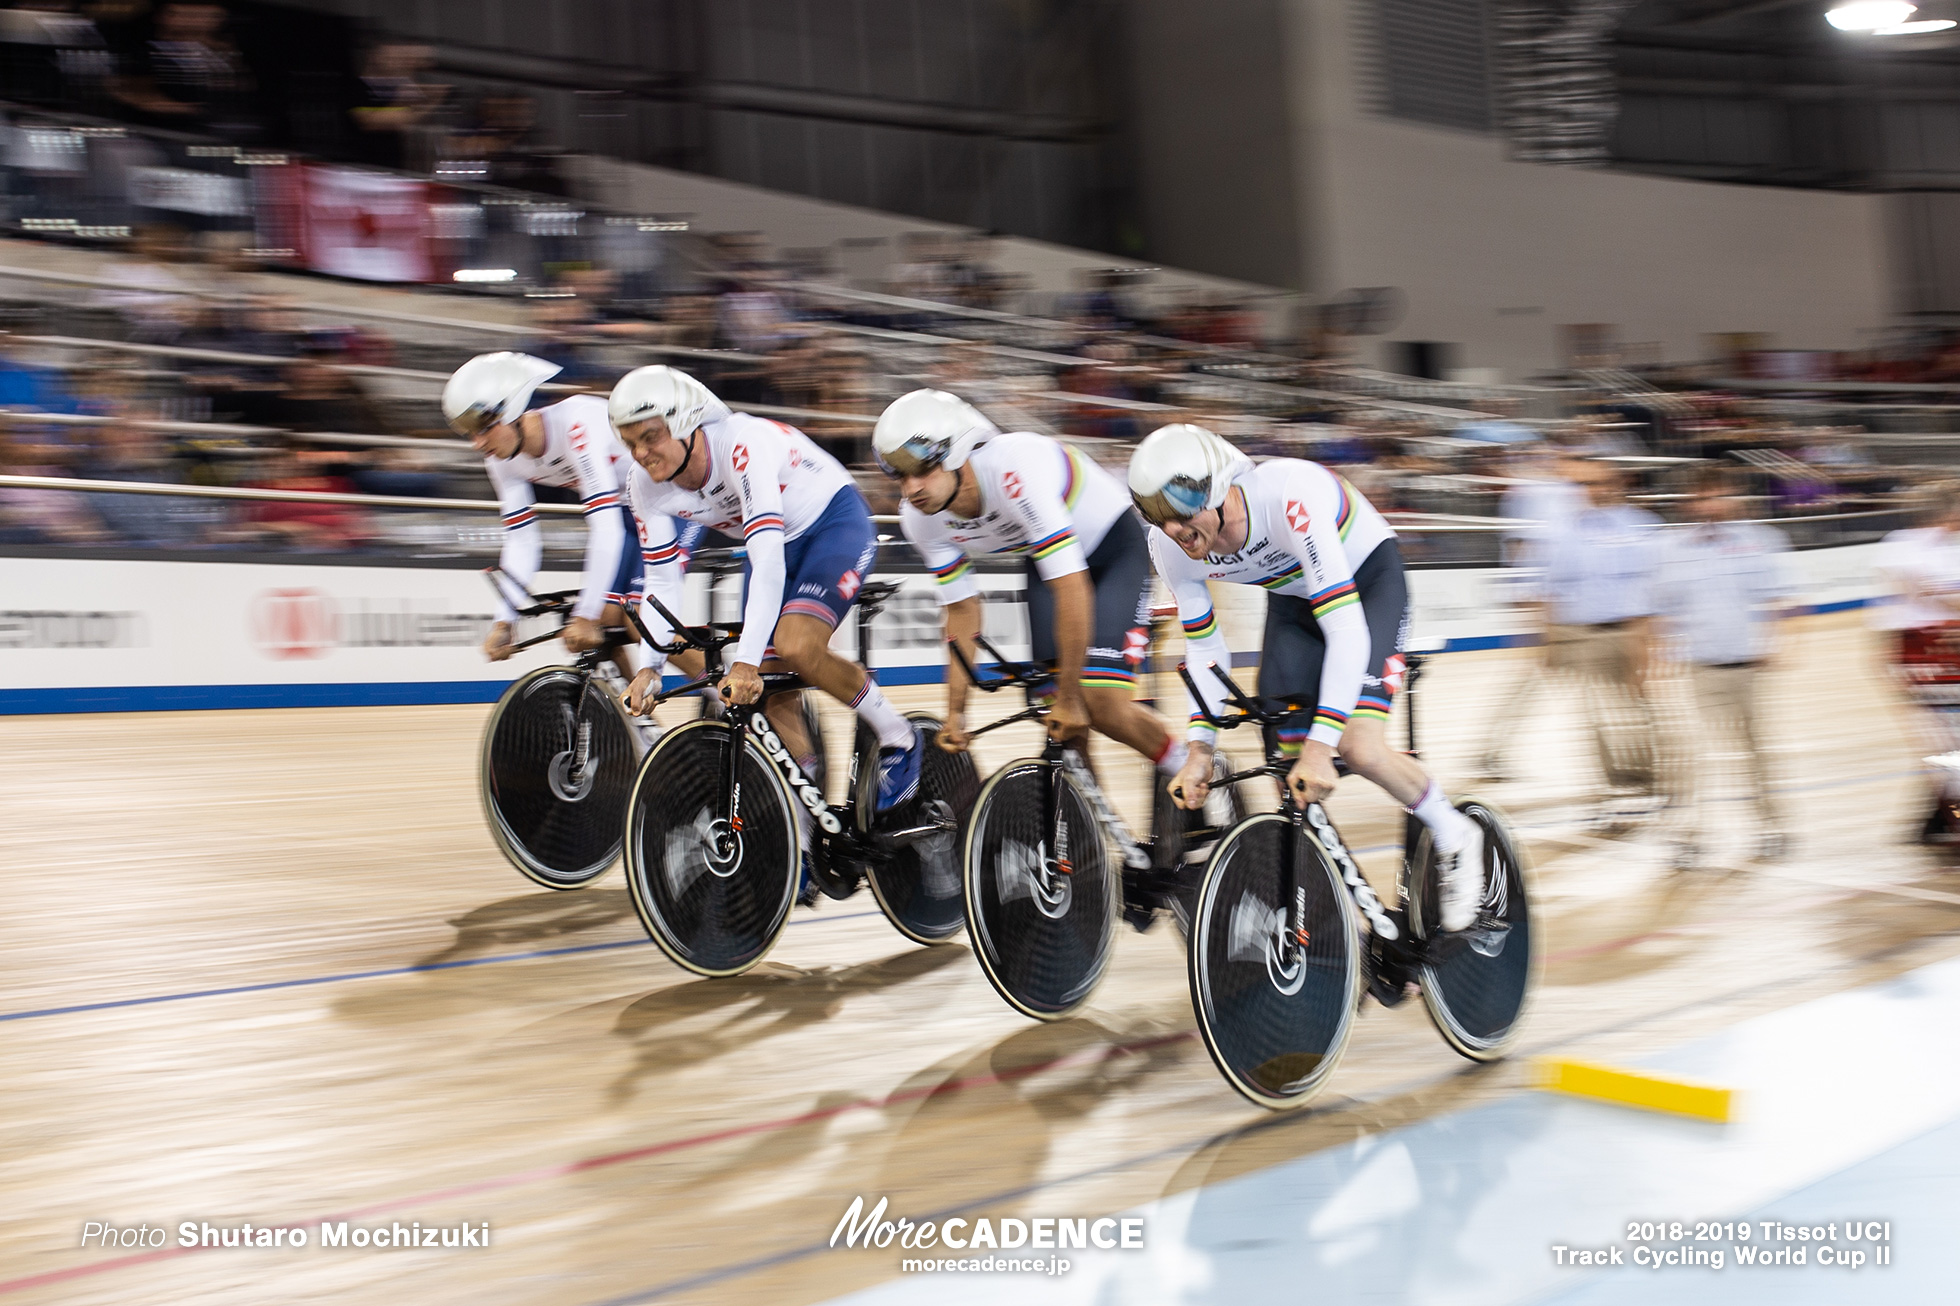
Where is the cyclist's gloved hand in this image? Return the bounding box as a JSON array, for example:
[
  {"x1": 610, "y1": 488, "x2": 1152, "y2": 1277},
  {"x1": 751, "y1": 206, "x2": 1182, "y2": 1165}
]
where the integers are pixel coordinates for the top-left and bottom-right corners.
[
  {"x1": 937, "y1": 714, "x2": 970, "y2": 753},
  {"x1": 626, "y1": 667, "x2": 660, "y2": 716},
  {"x1": 1287, "y1": 743, "x2": 1340, "y2": 805},
  {"x1": 719, "y1": 662, "x2": 764, "y2": 706},
  {"x1": 562, "y1": 616, "x2": 605, "y2": 652},
  {"x1": 482, "y1": 620, "x2": 514, "y2": 663}
]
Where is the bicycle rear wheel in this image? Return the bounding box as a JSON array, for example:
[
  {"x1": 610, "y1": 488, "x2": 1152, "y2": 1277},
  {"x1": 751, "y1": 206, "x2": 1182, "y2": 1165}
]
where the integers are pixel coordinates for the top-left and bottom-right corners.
[
  {"x1": 623, "y1": 719, "x2": 799, "y2": 977},
  {"x1": 963, "y1": 758, "x2": 1116, "y2": 1019},
  {"x1": 1189, "y1": 813, "x2": 1359, "y2": 1109},
  {"x1": 480, "y1": 666, "x2": 639, "y2": 889},
  {"x1": 864, "y1": 714, "x2": 977, "y2": 944},
  {"x1": 1407, "y1": 797, "x2": 1534, "y2": 1062}
]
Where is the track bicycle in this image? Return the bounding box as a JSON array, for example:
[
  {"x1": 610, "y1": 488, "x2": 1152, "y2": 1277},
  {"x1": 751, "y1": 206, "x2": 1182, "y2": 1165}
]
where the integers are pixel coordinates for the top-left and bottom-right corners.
[
  {"x1": 951, "y1": 634, "x2": 1247, "y2": 1021},
  {"x1": 1180, "y1": 656, "x2": 1534, "y2": 1110},
  {"x1": 478, "y1": 569, "x2": 652, "y2": 890},
  {"x1": 621, "y1": 579, "x2": 979, "y2": 976}
]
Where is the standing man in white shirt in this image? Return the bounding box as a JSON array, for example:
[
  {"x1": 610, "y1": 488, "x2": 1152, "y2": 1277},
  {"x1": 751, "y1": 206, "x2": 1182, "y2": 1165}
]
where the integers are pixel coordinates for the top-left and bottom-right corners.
[
  {"x1": 1659, "y1": 465, "x2": 1792, "y2": 864},
  {"x1": 1539, "y1": 457, "x2": 1669, "y2": 825},
  {"x1": 1475, "y1": 438, "x2": 1587, "y2": 781}
]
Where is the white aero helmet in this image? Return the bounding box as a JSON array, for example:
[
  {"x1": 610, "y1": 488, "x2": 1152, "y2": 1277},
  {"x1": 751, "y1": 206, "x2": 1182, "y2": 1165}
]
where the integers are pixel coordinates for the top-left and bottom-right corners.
[
  {"x1": 442, "y1": 352, "x2": 561, "y2": 439},
  {"x1": 607, "y1": 365, "x2": 730, "y2": 446},
  {"x1": 871, "y1": 389, "x2": 999, "y2": 477},
  {"x1": 1128, "y1": 423, "x2": 1254, "y2": 527}
]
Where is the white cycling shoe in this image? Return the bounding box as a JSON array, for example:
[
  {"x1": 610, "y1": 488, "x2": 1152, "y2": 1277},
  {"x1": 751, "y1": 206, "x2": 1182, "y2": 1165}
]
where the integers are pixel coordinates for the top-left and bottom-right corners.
[{"x1": 1434, "y1": 822, "x2": 1486, "y2": 933}]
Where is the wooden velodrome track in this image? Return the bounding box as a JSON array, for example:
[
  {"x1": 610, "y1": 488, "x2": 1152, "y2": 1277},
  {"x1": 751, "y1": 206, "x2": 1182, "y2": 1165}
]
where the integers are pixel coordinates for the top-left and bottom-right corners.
[{"x1": 4, "y1": 610, "x2": 1959, "y2": 1305}]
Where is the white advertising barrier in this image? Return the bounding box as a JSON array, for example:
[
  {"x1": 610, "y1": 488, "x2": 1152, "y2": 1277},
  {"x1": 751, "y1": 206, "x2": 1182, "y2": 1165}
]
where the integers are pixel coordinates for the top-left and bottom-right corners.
[
  {"x1": 0, "y1": 555, "x2": 1028, "y2": 714},
  {"x1": 0, "y1": 544, "x2": 1886, "y2": 714}
]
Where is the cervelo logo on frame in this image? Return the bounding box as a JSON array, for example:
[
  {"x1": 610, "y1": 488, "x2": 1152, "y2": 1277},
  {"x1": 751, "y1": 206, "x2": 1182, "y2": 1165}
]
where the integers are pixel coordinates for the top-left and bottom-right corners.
[
  {"x1": 830, "y1": 1196, "x2": 1143, "y2": 1253},
  {"x1": 250, "y1": 589, "x2": 337, "y2": 660}
]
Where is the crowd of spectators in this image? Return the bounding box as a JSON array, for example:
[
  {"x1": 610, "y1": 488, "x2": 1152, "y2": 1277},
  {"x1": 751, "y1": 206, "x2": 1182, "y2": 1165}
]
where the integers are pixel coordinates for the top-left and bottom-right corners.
[
  {"x1": 0, "y1": 194, "x2": 1944, "y2": 558},
  {"x1": 1, "y1": 2, "x2": 567, "y2": 191}
]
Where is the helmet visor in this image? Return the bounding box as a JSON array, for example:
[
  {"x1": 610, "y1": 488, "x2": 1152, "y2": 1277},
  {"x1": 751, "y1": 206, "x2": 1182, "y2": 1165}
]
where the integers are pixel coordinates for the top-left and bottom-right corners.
[
  {"x1": 875, "y1": 433, "x2": 952, "y2": 478},
  {"x1": 1132, "y1": 474, "x2": 1212, "y2": 527},
  {"x1": 447, "y1": 402, "x2": 501, "y2": 439}
]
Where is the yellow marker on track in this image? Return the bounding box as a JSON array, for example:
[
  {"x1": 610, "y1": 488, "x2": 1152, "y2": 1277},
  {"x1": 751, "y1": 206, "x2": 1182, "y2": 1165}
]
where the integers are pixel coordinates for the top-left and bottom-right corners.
[{"x1": 1534, "y1": 1057, "x2": 1736, "y2": 1123}]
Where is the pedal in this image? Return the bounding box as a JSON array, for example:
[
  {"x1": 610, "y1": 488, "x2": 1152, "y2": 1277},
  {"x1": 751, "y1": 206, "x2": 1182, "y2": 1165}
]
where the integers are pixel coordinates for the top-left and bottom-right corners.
[
  {"x1": 1364, "y1": 919, "x2": 1418, "y2": 1008},
  {"x1": 1121, "y1": 865, "x2": 1168, "y2": 934},
  {"x1": 808, "y1": 836, "x2": 862, "y2": 901}
]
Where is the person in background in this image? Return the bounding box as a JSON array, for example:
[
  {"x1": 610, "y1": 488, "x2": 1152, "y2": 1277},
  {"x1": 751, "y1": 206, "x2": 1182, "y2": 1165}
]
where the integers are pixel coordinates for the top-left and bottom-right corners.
[
  {"x1": 1474, "y1": 438, "x2": 1586, "y2": 782},
  {"x1": 1872, "y1": 482, "x2": 1960, "y2": 846},
  {"x1": 1538, "y1": 456, "x2": 1671, "y2": 830},
  {"x1": 1658, "y1": 464, "x2": 1793, "y2": 865}
]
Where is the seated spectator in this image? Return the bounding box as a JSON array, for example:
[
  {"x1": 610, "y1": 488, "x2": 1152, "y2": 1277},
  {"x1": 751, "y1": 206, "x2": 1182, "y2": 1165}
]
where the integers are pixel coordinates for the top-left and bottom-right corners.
[
  {"x1": 96, "y1": 224, "x2": 196, "y2": 343},
  {"x1": 233, "y1": 448, "x2": 369, "y2": 552},
  {"x1": 0, "y1": 426, "x2": 105, "y2": 543},
  {"x1": 80, "y1": 416, "x2": 219, "y2": 546}
]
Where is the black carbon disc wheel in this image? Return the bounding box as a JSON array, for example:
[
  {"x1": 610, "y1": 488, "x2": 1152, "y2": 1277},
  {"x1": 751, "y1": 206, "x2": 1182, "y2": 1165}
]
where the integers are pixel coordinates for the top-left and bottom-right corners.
[
  {"x1": 480, "y1": 667, "x2": 639, "y2": 889},
  {"x1": 1408, "y1": 797, "x2": 1534, "y2": 1062},
  {"x1": 962, "y1": 759, "x2": 1116, "y2": 1020},
  {"x1": 864, "y1": 714, "x2": 978, "y2": 945},
  {"x1": 623, "y1": 719, "x2": 798, "y2": 977},
  {"x1": 1189, "y1": 814, "x2": 1359, "y2": 1109}
]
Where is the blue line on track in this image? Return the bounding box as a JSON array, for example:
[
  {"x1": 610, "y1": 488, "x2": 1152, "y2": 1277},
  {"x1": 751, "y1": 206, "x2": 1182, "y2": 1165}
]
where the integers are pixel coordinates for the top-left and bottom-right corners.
[
  {"x1": 0, "y1": 910, "x2": 884, "y2": 1025},
  {"x1": 1, "y1": 767, "x2": 1928, "y2": 1029}
]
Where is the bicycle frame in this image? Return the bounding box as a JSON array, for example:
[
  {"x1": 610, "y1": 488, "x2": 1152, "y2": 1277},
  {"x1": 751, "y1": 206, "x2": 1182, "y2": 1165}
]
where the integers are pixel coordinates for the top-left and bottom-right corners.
[
  {"x1": 485, "y1": 567, "x2": 652, "y2": 790},
  {"x1": 948, "y1": 634, "x2": 1161, "y2": 878},
  {"x1": 632, "y1": 573, "x2": 956, "y2": 864},
  {"x1": 1179, "y1": 661, "x2": 1407, "y2": 948}
]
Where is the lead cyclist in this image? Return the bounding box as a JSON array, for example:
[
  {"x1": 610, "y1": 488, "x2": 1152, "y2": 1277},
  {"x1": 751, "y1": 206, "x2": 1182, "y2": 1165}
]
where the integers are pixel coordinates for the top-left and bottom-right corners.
[{"x1": 1130, "y1": 424, "x2": 1487, "y2": 931}]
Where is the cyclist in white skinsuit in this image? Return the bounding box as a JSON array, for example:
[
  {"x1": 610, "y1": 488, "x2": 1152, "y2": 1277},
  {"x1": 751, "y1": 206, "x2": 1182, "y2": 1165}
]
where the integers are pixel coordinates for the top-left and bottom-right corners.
[
  {"x1": 1131, "y1": 423, "x2": 1488, "y2": 931},
  {"x1": 874, "y1": 389, "x2": 1185, "y2": 778},
  {"x1": 608, "y1": 365, "x2": 925, "y2": 813},
  {"x1": 442, "y1": 352, "x2": 692, "y2": 683}
]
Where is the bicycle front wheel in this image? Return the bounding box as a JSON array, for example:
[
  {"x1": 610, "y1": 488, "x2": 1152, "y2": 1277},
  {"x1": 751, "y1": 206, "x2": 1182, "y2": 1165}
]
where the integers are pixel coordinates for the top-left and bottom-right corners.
[
  {"x1": 963, "y1": 758, "x2": 1117, "y2": 1020},
  {"x1": 864, "y1": 714, "x2": 978, "y2": 945},
  {"x1": 480, "y1": 666, "x2": 639, "y2": 889},
  {"x1": 1190, "y1": 813, "x2": 1360, "y2": 1109},
  {"x1": 623, "y1": 720, "x2": 799, "y2": 977},
  {"x1": 1408, "y1": 797, "x2": 1534, "y2": 1061}
]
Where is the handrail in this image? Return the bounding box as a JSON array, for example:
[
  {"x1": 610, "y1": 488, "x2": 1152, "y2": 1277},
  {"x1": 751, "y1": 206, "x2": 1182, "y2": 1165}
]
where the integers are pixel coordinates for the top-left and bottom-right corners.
[
  {"x1": 1, "y1": 337, "x2": 880, "y2": 426},
  {"x1": 0, "y1": 473, "x2": 1911, "y2": 534},
  {"x1": 0, "y1": 264, "x2": 761, "y2": 364},
  {"x1": 0, "y1": 472, "x2": 564, "y2": 513}
]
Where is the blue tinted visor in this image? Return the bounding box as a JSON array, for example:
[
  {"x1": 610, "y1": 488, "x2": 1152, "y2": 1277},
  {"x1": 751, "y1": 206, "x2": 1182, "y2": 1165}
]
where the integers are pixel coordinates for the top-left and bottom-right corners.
[{"x1": 1133, "y1": 474, "x2": 1211, "y2": 527}]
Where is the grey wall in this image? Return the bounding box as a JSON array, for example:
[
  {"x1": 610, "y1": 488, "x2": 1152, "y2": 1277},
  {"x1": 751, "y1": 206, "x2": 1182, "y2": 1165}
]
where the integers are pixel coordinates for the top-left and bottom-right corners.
[
  {"x1": 1122, "y1": 0, "x2": 1306, "y2": 289},
  {"x1": 1283, "y1": 0, "x2": 1893, "y2": 378}
]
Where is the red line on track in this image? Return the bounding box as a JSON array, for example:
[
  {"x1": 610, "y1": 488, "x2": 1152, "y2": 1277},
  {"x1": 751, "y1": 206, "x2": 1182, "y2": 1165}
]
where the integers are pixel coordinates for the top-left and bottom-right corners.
[{"x1": 0, "y1": 1031, "x2": 1192, "y2": 1298}]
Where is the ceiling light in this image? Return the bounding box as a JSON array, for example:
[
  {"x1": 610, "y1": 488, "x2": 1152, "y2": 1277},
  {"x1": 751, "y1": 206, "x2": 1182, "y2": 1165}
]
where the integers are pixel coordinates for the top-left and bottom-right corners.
[
  {"x1": 1874, "y1": 17, "x2": 1958, "y2": 30},
  {"x1": 1827, "y1": 1, "x2": 1917, "y2": 29}
]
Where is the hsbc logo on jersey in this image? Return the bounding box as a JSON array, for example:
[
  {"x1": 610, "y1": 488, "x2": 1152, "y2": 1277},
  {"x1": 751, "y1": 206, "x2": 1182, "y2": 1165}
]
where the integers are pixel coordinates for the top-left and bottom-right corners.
[
  {"x1": 1381, "y1": 653, "x2": 1406, "y2": 694},
  {"x1": 569, "y1": 423, "x2": 588, "y2": 452},
  {"x1": 838, "y1": 569, "x2": 862, "y2": 600},
  {"x1": 1002, "y1": 471, "x2": 1023, "y2": 500},
  {"x1": 1123, "y1": 627, "x2": 1149, "y2": 665},
  {"x1": 1284, "y1": 500, "x2": 1311, "y2": 534},
  {"x1": 731, "y1": 444, "x2": 750, "y2": 471}
]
